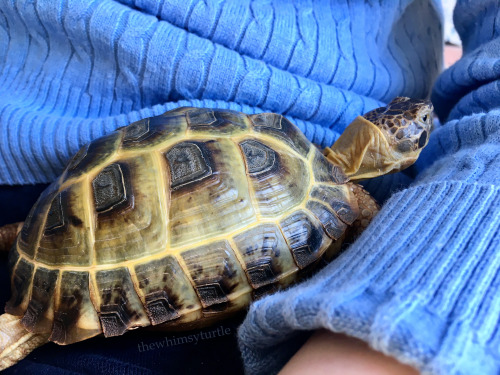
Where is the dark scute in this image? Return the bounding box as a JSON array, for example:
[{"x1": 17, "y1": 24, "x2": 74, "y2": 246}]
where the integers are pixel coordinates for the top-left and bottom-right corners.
[
  {"x1": 312, "y1": 148, "x2": 348, "y2": 184},
  {"x1": 250, "y1": 113, "x2": 282, "y2": 129},
  {"x1": 232, "y1": 224, "x2": 286, "y2": 289},
  {"x1": 135, "y1": 256, "x2": 196, "y2": 324},
  {"x1": 19, "y1": 182, "x2": 59, "y2": 257},
  {"x1": 123, "y1": 118, "x2": 150, "y2": 142},
  {"x1": 51, "y1": 312, "x2": 73, "y2": 344},
  {"x1": 95, "y1": 268, "x2": 146, "y2": 337},
  {"x1": 45, "y1": 193, "x2": 64, "y2": 231},
  {"x1": 418, "y1": 131, "x2": 428, "y2": 148},
  {"x1": 145, "y1": 290, "x2": 180, "y2": 325},
  {"x1": 181, "y1": 241, "x2": 247, "y2": 310},
  {"x1": 306, "y1": 201, "x2": 347, "y2": 240},
  {"x1": 99, "y1": 310, "x2": 129, "y2": 337},
  {"x1": 50, "y1": 271, "x2": 95, "y2": 344},
  {"x1": 280, "y1": 211, "x2": 324, "y2": 269},
  {"x1": 187, "y1": 109, "x2": 248, "y2": 134},
  {"x1": 310, "y1": 185, "x2": 358, "y2": 225},
  {"x1": 120, "y1": 113, "x2": 187, "y2": 150},
  {"x1": 7, "y1": 245, "x2": 20, "y2": 278},
  {"x1": 196, "y1": 283, "x2": 228, "y2": 306},
  {"x1": 92, "y1": 163, "x2": 127, "y2": 213},
  {"x1": 246, "y1": 257, "x2": 276, "y2": 287},
  {"x1": 252, "y1": 283, "x2": 280, "y2": 300},
  {"x1": 331, "y1": 165, "x2": 348, "y2": 184},
  {"x1": 240, "y1": 140, "x2": 276, "y2": 175},
  {"x1": 165, "y1": 142, "x2": 213, "y2": 190},
  {"x1": 66, "y1": 143, "x2": 89, "y2": 171},
  {"x1": 21, "y1": 267, "x2": 59, "y2": 332},
  {"x1": 187, "y1": 108, "x2": 217, "y2": 126},
  {"x1": 64, "y1": 132, "x2": 122, "y2": 181},
  {"x1": 5, "y1": 257, "x2": 34, "y2": 315},
  {"x1": 251, "y1": 114, "x2": 310, "y2": 158}
]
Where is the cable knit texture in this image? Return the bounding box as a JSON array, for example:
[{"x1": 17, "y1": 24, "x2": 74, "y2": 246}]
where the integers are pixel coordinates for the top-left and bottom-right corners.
[
  {"x1": 1, "y1": 1, "x2": 499, "y2": 375},
  {"x1": 0, "y1": 0, "x2": 442, "y2": 184},
  {"x1": 238, "y1": 1, "x2": 500, "y2": 374}
]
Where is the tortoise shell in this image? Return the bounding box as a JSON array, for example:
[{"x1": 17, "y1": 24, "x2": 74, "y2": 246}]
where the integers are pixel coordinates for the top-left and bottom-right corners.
[{"x1": 6, "y1": 107, "x2": 358, "y2": 345}]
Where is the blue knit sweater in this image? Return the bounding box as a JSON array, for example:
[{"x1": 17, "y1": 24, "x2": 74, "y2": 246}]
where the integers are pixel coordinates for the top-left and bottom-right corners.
[{"x1": 0, "y1": 1, "x2": 499, "y2": 374}]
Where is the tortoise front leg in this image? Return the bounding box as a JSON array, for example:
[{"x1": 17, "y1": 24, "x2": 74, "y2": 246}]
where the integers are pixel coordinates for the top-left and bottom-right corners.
[
  {"x1": 346, "y1": 183, "x2": 380, "y2": 241},
  {"x1": 0, "y1": 313, "x2": 49, "y2": 370},
  {"x1": 0, "y1": 222, "x2": 23, "y2": 252}
]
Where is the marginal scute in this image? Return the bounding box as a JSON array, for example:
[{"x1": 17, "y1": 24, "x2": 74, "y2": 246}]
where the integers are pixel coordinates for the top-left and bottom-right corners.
[
  {"x1": 63, "y1": 131, "x2": 122, "y2": 181},
  {"x1": 181, "y1": 241, "x2": 249, "y2": 310},
  {"x1": 5, "y1": 256, "x2": 34, "y2": 316},
  {"x1": 66, "y1": 143, "x2": 89, "y2": 171},
  {"x1": 310, "y1": 185, "x2": 358, "y2": 225},
  {"x1": 187, "y1": 109, "x2": 217, "y2": 126},
  {"x1": 312, "y1": 148, "x2": 348, "y2": 184},
  {"x1": 95, "y1": 268, "x2": 149, "y2": 337},
  {"x1": 36, "y1": 183, "x2": 92, "y2": 266},
  {"x1": 120, "y1": 112, "x2": 187, "y2": 150},
  {"x1": 306, "y1": 200, "x2": 347, "y2": 240},
  {"x1": 250, "y1": 113, "x2": 282, "y2": 129},
  {"x1": 7, "y1": 244, "x2": 20, "y2": 279},
  {"x1": 240, "y1": 139, "x2": 276, "y2": 175},
  {"x1": 18, "y1": 182, "x2": 59, "y2": 258},
  {"x1": 144, "y1": 291, "x2": 178, "y2": 326},
  {"x1": 122, "y1": 118, "x2": 150, "y2": 143},
  {"x1": 232, "y1": 224, "x2": 297, "y2": 289},
  {"x1": 165, "y1": 142, "x2": 213, "y2": 190},
  {"x1": 250, "y1": 113, "x2": 310, "y2": 157},
  {"x1": 134, "y1": 256, "x2": 201, "y2": 326},
  {"x1": 280, "y1": 210, "x2": 330, "y2": 269},
  {"x1": 50, "y1": 271, "x2": 101, "y2": 344},
  {"x1": 21, "y1": 267, "x2": 59, "y2": 333},
  {"x1": 187, "y1": 109, "x2": 249, "y2": 135},
  {"x1": 92, "y1": 163, "x2": 128, "y2": 213}
]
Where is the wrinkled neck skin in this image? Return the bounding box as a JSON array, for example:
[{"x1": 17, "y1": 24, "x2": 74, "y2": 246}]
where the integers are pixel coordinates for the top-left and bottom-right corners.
[{"x1": 323, "y1": 116, "x2": 419, "y2": 182}]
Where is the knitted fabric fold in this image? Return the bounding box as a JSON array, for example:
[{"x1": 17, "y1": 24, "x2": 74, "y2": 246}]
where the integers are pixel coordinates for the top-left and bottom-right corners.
[{"x1": 0, "y1": 0, "x2": 442, "y2": 185}]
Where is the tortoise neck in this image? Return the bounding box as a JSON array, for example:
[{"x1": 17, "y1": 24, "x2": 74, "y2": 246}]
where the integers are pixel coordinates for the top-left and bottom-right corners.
[{"x1": 323, "y1": 116, "x2": 410, "y2": 181}]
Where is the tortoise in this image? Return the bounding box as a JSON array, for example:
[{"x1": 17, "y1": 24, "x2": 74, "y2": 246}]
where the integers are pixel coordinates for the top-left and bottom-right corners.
[{"x1": 0, "y1": 97, "x2": 433, "y2": 369}]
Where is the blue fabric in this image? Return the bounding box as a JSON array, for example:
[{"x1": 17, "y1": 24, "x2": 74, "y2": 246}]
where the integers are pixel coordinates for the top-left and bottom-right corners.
[
  {"x1": 238, "y1": 1, "x2": 500, "y2": 375},
  {"x1": 0, "y1": 0, "x2": 441, "y2": 185},
  {"x1": 0, "y1": 0, "x2": 498, "y2": 374}
]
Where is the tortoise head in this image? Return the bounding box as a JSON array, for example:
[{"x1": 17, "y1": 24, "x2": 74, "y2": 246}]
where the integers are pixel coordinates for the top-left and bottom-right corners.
[
  {"x1": 363, "y1": 97, "x2": 433, "y2": 154},
  {"x1": 323, "y1": 97, "x2": 434, "y2": 181}
]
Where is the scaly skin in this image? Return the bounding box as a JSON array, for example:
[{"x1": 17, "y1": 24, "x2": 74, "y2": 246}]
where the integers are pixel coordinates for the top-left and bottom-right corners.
[{"x1": 0, "y1": 223, "x2": 23, "y2": 253}]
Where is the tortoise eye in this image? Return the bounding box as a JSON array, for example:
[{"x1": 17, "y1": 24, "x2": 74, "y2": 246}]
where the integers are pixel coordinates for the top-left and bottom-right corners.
[
  {"x1": 418, "y1": 131, "x2": 428, "y2": 148},
  {"x1": 422, "y1": 115, "x2": 428, "y2": 122}
]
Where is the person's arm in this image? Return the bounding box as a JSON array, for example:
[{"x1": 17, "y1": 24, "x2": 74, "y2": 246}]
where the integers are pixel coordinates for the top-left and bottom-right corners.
[{"x1": 280, "y1": 330, "x2": 418, "y2": 375}]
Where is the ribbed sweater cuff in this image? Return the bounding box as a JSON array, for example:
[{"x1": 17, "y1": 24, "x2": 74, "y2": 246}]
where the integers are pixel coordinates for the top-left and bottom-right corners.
[{"x1": 238, "y1": 181, "x2": 500, "y2": 375}]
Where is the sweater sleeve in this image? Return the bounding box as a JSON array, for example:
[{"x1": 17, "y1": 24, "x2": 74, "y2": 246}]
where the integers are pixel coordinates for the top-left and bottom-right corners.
[{"x1": 237, "y1": 1, "x2": 500, "y2": 374}]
